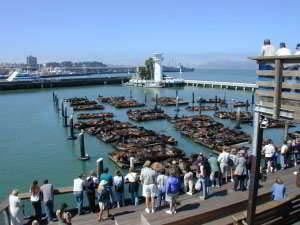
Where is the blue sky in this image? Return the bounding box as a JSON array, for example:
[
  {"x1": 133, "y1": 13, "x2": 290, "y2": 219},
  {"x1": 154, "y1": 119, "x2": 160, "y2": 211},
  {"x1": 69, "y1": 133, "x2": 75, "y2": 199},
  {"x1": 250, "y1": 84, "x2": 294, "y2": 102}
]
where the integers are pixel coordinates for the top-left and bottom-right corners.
[{"x1": 1, "y1": 0, "x2": 299, "y2": 67}]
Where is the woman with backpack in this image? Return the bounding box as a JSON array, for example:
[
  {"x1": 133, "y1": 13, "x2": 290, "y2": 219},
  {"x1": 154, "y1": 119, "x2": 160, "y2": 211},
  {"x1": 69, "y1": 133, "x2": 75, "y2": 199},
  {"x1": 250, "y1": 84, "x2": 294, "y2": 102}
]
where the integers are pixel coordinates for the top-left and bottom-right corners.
[
  {"x1": 165, "y1": 168, "x2": 180, "y2": 215},
  {"x1": 113, "y1": 170, "x2": 125, "y2": 208},
  {"x1": 96, "y1": 180, "x2": 111, "y2": 222},
  {"x1": 156, "y1": 169, "x2": 168, "y2": 210}
]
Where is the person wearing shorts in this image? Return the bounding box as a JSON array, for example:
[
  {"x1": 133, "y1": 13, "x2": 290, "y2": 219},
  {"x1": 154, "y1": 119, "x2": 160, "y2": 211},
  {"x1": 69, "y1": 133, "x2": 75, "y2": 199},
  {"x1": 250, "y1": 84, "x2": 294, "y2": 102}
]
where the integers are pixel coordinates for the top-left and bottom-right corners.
[{"x1": 140, "y1": 160, "x2": 157, "y2": 214}]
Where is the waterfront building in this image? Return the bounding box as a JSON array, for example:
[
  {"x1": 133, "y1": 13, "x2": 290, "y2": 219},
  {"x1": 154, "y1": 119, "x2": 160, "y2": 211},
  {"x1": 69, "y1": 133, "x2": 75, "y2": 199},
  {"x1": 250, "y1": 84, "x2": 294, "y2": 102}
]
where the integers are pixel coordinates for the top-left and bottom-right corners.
[{"x1": 26, "y1": 56, "x2": 37, "y2": 67}]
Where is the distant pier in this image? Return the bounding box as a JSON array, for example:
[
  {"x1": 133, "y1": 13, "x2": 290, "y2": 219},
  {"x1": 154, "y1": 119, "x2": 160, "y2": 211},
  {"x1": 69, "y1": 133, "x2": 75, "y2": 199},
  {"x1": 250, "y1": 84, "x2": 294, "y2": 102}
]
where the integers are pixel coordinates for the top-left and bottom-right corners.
[
  {"x1": 0, "y1": 76, "x2": 130, "y2": 91},
  {"x1": 185, "y1": 79, "x2": 256, "y2": 91}
]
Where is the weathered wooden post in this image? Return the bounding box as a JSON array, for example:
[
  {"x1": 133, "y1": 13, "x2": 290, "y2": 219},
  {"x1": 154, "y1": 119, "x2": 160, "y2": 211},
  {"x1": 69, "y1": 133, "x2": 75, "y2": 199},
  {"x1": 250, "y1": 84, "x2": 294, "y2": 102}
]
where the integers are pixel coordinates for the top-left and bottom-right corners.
[
  {"x1": 246, "y1": 55, "x2": 300, "y2": 225},
  {"x1": 246, "y1": 100, "x2": 249, "y2": 112},
  {"x1": 247, "y1": 112, "x2": 264, "y2": 225},
  {"x1": 61, "y1": 101, "x2": 65, "y2": 117},
  {"x1": 175, "y1": 90, "x2": 178, "y2": 98},
  {"x1": 215, "y1": 95, "x2": 218, "y2": 109},
  {"x1": 234, "y1": 107, "x2": 241, "y2": 129},
  {"x1": 192, "y1": 92, "x2": 195, "y2": 111},
  {"x1": 175, "y1": 96, "x2": 179, "y2": 112},
  {"x1": 78, "y1": 129, "x2": 90, "y2": 161},
  {"x1": 129, "y1": 89, "x2": 132, "y2": 99},
  {"x1": 96, "y1": 158, "x2": 104, "y2": 177},
  {"x1": 283, "y1": 121, "x2": 289, "y2": 142},
  {"x1": 144, "y1": 94, "x2": 147, "y2": 104},
  {"x1": 64, "y1": 107, "x2": 68, "y2": 127},
  {"x1": 130, "y1": 157, "x2": 135, "y2": 169},
  {"x1": 155, "y1": 94, "x2": 158, "y2": 110},
  {"x1": 251, "y1": 90, "x2": 255, "y2": 106},
  {"x1": 198, "y1": 97, "x2": 202, "y2": 115},
  {"x1": 67, "y1": 115, "x2": 77, "y2": 140}
]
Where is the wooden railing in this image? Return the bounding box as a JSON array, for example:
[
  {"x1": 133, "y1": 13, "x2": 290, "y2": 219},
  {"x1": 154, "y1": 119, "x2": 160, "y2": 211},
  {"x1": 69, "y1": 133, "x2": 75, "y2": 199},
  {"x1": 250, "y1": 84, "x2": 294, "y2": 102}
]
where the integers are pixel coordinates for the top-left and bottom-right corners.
[
  {"x1": 249, "y1": 55, "x2": 300, "y2": 122},
  {"x1": 232, "y1": 193, "x2": 300, "y2": 225}
]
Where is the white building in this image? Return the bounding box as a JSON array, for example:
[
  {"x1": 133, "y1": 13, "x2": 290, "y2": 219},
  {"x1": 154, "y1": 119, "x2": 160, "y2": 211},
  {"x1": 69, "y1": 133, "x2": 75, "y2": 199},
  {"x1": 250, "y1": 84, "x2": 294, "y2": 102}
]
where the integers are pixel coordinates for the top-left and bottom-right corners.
[{"x1": 152, "y1": 53, "x2": 163, "y2": 82}]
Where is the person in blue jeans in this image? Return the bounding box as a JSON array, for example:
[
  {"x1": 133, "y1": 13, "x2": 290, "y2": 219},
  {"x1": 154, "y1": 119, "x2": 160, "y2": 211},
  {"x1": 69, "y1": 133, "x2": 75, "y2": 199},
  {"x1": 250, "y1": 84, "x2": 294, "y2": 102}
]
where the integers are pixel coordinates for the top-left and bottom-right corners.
[
  {"x1": 197, "y1": 160, "x2": 209, "y2": 199},
  {"x1": 156, "y1": 169, "x2": 168, "y2": 210},
  {"x1": 73, "y1": 174, "x2": 85, "y2": 215},
  {"x1": 125, "y1": 168, "x2": 139, "y2": 206}
]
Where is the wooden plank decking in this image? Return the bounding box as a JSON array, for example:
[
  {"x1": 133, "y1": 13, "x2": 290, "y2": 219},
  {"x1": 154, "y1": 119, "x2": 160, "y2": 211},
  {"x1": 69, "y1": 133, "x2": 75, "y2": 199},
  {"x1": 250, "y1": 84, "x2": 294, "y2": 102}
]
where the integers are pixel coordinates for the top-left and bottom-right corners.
[{"x1": 46, "y1": 166, "x2": 300, "y2": 225}]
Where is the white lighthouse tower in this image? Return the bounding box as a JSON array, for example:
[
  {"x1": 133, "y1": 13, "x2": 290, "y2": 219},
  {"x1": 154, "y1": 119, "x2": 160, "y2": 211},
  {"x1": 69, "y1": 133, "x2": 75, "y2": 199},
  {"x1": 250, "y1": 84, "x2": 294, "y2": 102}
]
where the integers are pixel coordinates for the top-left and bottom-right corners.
[{"x1": 152, "y1": 53, "x2": 163, "y2": 83}]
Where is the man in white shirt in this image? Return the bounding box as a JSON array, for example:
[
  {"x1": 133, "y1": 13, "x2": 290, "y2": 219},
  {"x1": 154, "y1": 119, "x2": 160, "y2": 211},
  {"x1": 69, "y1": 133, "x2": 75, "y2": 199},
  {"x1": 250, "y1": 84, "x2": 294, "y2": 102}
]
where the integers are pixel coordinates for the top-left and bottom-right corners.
[
  {"x1": 276, "y1": 42, "x2": 292, "y2": 56},
  {"x1": 73, "y1": 174, "x2": 85, "y2": 215},
  {"x1": 261, "y1": 39, "x2": 275, "y2": 56},
  {"x1": 262, "y1": 139, "x2": 276, "y2": 173},
  {"x1": 295, "y1": 44, "x2": 300, "y2": 55},
  {"x1": 259, "y1": 39, "x2": 275, "y2": 70},
  {"x1": 218, "y1": 148, "x2": 230, "y2": 183}
]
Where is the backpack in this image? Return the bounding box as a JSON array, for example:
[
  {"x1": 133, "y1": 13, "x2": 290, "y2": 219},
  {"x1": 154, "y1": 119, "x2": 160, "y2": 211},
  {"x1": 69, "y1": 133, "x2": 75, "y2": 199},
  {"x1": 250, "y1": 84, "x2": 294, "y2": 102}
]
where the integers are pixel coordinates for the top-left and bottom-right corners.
[
  {"x1": 84, "y1": 177, "x2": 95, "y2": 194},
  {"x1": 115, "y1": 177, "x2": 124, "y2": 192},
  {"x1": 228, "y1": 158, "x2": 234, "y2": 167},
  {"x1": 167, "y1": 176, "x2": 180, "y2": 194},
  {"x1": 97, "y1": 188, "x2": 109, "y2": 202}
]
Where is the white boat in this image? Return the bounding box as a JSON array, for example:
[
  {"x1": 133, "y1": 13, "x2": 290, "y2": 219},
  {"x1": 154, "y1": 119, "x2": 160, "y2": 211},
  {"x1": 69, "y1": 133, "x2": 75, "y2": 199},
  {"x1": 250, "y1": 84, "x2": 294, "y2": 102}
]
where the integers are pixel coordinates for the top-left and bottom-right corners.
[{"x1": 7, "y1": 71, "x2": 41, "y2": 81}]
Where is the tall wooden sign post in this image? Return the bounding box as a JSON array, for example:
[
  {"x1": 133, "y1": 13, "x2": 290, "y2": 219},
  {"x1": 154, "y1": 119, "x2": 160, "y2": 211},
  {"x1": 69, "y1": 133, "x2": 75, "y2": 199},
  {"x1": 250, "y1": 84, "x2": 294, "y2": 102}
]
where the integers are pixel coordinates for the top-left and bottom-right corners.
[{"x1": 247, "y1": 55, "x2": 300, "y2": 225}]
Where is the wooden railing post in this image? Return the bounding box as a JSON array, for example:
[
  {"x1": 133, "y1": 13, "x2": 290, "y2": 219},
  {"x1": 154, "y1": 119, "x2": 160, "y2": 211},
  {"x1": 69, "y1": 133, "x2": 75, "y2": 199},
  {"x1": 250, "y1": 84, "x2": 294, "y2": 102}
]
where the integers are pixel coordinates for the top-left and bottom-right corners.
[
  {"x1": 247, "y1": 112, "x2": 264, "y2": 225},
  {"x1": 273, "y1": 59, "x2": 283, "y2": 119},
  {"x1": 3, "y1": 207, "x2": 10, "y2": 225}
]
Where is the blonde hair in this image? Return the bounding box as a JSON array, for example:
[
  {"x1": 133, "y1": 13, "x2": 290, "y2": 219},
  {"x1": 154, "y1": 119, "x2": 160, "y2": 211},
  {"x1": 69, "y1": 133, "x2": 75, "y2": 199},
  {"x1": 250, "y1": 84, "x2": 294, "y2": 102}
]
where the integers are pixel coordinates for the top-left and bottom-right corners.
[{"x1": 11, "y1": 189, "x2": 19, "y2": 196}]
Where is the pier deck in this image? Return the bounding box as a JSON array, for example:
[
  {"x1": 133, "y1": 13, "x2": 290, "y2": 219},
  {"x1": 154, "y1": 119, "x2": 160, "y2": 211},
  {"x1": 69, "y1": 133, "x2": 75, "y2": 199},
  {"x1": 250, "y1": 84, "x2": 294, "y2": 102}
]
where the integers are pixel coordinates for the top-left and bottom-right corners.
[
  {"x1": 184, "y1": 80, "x2": 257, "y2": 91},
  {"x1": 19, "y1": 166, "x2": 298, "y2": 225}
]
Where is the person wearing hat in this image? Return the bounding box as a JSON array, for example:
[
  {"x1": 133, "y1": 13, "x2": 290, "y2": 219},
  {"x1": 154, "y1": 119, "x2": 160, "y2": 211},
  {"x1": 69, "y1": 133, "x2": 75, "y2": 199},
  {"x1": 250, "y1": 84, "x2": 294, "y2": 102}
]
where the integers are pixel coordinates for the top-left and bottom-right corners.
[
  {"x1": 276, "y1": 42, "x2": 291, "y2": 56},
  {"x1": 261, "y1": 39, "x2": 275, "y2": 56},
  {"x1": 96, "y1": 180, "x2": 110, "y2": 222},
  {"x1": 259, "y1": 39, "x2": 275, "y2": 70},
  {"x1": 9, "y1": 189, "x2": 24, "y2": 225},
  {"x1": 295, "y1": 43, "x2": 300, "y2": 55},
  {"x1": 140, "y1": 160, "x2": 158, "y2": 214},
  {"x1": 73, "y1": 174, "x2": 85, "y2": 215}
]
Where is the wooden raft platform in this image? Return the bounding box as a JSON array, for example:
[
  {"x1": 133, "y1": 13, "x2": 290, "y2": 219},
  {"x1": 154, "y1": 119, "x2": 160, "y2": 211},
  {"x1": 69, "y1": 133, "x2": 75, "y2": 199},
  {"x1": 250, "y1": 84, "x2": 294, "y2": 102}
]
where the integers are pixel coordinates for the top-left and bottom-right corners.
[{"x1": 47, "y1": 166, "x2": 300, "y2": 225}]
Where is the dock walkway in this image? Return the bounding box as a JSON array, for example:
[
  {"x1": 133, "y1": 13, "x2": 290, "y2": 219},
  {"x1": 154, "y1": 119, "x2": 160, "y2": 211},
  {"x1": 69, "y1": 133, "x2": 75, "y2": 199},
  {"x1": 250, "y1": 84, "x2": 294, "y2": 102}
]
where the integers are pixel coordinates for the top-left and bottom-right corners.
[
  {"x1": 184, "y1": 80, "x2": 257, "y2": 91},
  {"x1": 48, "y1": 166, "x2": 299, "y2": 225}
]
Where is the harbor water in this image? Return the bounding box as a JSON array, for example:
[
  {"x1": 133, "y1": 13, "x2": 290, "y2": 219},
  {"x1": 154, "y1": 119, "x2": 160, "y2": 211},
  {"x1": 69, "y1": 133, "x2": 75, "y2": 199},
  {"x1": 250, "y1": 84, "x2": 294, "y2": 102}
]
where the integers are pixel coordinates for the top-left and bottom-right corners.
[{"x1": 0, "y1": 69, "x2": 298, "y2": 210}]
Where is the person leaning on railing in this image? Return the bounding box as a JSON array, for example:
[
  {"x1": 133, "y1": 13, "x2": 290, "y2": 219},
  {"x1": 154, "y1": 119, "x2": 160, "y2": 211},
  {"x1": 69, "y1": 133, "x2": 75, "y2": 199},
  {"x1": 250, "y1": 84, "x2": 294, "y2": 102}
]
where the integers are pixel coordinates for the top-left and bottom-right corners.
[
  {"x1": 259, "y1": 39, "x2": 275, "y2": 70},
  {"x1": 9, "y1": 189, "x2": 24, "y2": 225}
]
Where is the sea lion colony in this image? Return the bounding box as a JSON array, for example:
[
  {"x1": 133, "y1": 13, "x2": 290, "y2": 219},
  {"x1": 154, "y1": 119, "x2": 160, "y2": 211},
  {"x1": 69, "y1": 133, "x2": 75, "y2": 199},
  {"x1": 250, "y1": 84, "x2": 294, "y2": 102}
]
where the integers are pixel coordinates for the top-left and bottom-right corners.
[
  {"x1": 127, "y1": 108, "x2": 168, "y2": 121},
  {"x1": 97, "y1": 96, "x2": 145, "y2": 108},
  {"x1": 153, "y1": 97, "x2": 189, "y2": 106}
]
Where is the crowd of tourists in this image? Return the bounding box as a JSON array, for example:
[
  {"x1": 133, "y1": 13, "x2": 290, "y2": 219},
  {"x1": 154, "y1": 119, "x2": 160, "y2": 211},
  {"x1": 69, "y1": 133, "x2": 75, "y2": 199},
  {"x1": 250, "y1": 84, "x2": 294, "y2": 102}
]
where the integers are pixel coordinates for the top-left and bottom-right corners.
[
  {"x1": 9, "y1": 136, "x2": 298, "y2": 225},
  {"x1": 260, "y1": 39, "x2": 300, "y2": 70}
]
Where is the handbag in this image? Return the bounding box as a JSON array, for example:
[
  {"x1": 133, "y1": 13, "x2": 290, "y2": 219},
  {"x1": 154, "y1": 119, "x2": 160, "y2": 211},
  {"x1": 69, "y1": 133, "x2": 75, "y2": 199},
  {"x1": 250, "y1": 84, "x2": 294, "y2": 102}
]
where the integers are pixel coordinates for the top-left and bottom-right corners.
[{"x1": 195, "y1": 179, "x2": 202, "y2": 191}]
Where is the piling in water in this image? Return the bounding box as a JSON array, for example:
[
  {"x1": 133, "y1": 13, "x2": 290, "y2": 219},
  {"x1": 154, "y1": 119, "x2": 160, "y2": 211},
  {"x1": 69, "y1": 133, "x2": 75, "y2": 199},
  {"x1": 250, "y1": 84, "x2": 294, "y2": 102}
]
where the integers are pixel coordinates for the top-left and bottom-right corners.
[
  {"x1": 78, "y1": 130, "x2": 90, "y2": 161},
  {"x1": 64, "y1": 107, "x2": 68, "y2": 127},
  {"x1": 246, "y1": 100, "x2": 249, "y2": 111},
  {"x1": 192, "y1": 92, "x2": 195, "y2": 111},
  {"x1": 96, "y1": 158, "x2": 103, "y2": 177},
  {"x1": 67, "y1": 115, "x2": 77, "y2": 140},
  {"x1": 130, "y1": 157, "x2": 135, "y2": 169},
  {"x1": 234, "y1": 107, "x2": 242, "y2": 129},
  {"x1": 61, "y1": 101, "x2": 65, "y2": 117}
]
